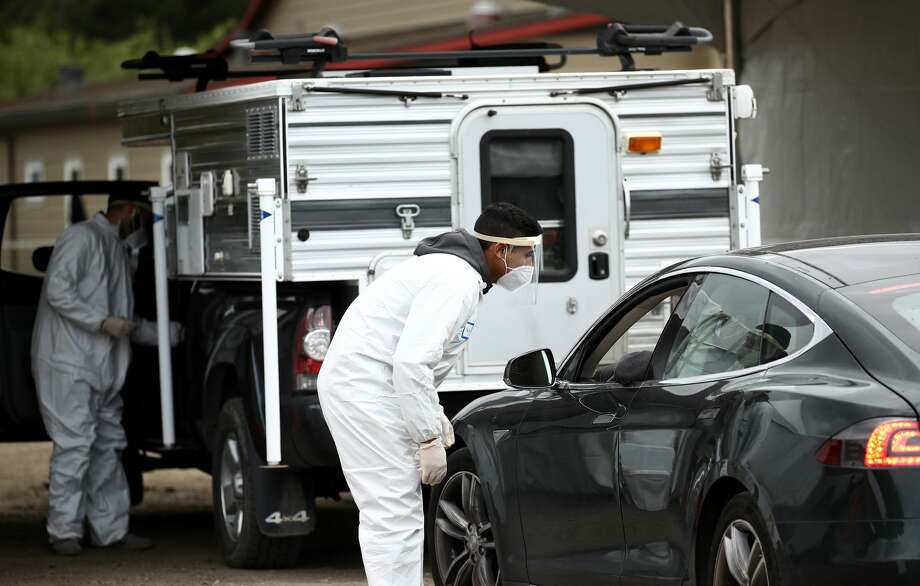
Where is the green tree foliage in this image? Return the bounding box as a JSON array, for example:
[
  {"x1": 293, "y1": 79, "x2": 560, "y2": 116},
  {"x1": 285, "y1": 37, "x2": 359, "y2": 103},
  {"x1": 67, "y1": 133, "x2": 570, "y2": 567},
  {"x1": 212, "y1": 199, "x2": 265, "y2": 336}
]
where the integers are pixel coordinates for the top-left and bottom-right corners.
[{"x1": 0, "y1": 0, "x2": 249, "y2": 99}]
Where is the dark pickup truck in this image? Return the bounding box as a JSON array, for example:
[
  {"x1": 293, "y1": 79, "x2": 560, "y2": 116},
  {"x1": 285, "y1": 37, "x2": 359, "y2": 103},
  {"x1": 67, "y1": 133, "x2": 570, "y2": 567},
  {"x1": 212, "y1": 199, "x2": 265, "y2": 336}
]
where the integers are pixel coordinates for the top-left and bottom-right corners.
[{"x1": 0, "y1": 180, "x2": 486, "y2": 568}]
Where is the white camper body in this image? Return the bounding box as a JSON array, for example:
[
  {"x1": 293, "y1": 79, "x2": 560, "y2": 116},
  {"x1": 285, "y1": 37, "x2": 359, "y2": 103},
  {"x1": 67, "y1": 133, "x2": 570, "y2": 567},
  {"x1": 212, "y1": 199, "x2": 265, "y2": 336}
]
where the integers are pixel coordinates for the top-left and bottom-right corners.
[{"x1": 121, "y1": 67, "x2": 761, "y2": 463}]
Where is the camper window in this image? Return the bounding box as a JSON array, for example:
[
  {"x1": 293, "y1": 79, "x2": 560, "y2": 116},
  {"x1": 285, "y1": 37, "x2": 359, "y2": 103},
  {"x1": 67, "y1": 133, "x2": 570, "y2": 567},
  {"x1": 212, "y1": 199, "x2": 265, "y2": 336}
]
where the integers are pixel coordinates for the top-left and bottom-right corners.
[{"x1": 479, "y1": 129, "x2": 577, "y2": 283}]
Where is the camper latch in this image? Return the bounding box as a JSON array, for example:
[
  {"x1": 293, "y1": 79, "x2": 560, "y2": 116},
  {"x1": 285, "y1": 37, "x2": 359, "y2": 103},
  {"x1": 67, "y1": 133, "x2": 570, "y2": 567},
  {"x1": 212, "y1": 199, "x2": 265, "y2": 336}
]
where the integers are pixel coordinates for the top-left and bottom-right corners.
[
  {"x1": 295, "y1": 163, "x2": 315, "y2": 193},
  {"x1": 707, "y1": 73, "x2": 724, "y2": 102},
  {"x1": 710, "y1": 152, "x2": 732, "y2": 181},
  {"x1": 396, "y1": 204, "x2": 421, "y2": 240},
  {"x1": 291, "y1": 84, "x2": 306, "y2": 112}
]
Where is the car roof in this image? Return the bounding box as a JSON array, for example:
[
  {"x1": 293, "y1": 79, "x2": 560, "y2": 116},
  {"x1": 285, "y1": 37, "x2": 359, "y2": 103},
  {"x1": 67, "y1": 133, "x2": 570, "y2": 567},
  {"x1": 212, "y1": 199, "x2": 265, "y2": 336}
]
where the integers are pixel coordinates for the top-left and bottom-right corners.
[{"x1": 730, "y1": 234, "x2": 920, "y2": 288}]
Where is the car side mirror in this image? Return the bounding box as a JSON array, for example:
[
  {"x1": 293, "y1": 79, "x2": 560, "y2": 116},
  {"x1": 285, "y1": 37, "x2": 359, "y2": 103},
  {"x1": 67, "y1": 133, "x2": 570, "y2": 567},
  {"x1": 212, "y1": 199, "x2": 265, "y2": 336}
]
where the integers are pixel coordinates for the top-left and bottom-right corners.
[
  {"x1": 613, "y1": 350, "x2": 652, "y2": 386},
  {"x1": 504, "y1": 349, "x2": 556, "y2": 389}
]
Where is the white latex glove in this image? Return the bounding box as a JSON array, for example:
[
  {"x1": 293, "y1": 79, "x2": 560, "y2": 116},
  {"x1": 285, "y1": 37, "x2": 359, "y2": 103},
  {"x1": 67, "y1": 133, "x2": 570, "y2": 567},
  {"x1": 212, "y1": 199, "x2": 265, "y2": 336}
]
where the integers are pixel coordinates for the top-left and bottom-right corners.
[
  {"x1": 419, "y1": 439, "x2": 447, "y2": 486},
  {"x1": 439, "y1": 412, "x2": 455, "y2": 449},
  {"x1": 132, "y1": 319, "x2": 184, "y2": 347},
  {"x1": 101, "y1": 317, "x2": 135, "y2": 338},
  {"x1": 168, "y1": 322, "x2": 184, "y2": 347}
]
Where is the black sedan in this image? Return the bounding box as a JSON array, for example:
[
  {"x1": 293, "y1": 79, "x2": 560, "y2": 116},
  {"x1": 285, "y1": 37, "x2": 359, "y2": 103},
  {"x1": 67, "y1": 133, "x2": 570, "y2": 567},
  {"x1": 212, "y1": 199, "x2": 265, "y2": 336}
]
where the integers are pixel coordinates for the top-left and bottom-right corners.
[{"x1": 428, "y1": 236, "x2": 920, "y2": 586}]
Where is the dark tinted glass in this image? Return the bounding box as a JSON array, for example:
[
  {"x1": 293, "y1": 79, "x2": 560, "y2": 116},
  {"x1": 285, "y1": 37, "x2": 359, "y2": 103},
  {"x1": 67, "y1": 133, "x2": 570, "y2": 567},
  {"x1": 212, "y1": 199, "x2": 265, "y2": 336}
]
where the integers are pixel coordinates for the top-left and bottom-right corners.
[
  {"x1": 760, "y1": 294, "x2": 814, "y2": 363},
  {"x1": 481, "y1": 130, "x2": 576, "y2": 282},
  {"x1": 663, "y1": 274, "x2": 770, "y2": 379},
  {"x1": 784, "y1": 241, "x2": 920, "y2": 285},
  {"x1": 841, "y1": 275, "x2": 920, "y2": 353}
]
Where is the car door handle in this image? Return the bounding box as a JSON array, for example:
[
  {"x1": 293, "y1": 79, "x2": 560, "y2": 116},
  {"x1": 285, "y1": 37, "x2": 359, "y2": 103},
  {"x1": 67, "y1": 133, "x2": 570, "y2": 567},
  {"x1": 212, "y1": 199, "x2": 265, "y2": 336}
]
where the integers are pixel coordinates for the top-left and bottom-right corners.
[
  {"x1": 591, "y1": 402, "x2": 628, "y2": 425},
  {"x1": 582, "y1": 403, "x2": 628, "y2": 425}
]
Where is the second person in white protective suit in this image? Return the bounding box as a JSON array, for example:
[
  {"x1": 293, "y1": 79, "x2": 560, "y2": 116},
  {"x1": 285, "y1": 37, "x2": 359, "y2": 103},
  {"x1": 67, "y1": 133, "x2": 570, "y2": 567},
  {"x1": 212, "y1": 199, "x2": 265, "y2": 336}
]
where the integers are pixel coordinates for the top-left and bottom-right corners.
[
  {"x1": 31, "y1": 191, "x2": 182, "y2": 556},
  {"x1": 318, "y1": 202, "x2": 543, "y2": 586}
]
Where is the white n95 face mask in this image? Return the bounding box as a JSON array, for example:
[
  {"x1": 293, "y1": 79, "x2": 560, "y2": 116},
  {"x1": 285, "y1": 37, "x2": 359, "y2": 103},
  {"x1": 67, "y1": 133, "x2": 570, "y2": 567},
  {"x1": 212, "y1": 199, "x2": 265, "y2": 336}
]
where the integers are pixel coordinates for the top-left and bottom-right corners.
[{"x1": 498, "y1": 263, "x2": 534, "y2": 292}]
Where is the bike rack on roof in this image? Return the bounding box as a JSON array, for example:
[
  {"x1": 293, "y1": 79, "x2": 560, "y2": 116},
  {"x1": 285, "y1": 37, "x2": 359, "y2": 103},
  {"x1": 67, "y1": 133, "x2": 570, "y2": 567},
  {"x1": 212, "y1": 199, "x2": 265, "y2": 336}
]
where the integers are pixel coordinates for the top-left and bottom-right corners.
[{"x1": 122, "y1": 22, "x2": 713, "y2": 91}]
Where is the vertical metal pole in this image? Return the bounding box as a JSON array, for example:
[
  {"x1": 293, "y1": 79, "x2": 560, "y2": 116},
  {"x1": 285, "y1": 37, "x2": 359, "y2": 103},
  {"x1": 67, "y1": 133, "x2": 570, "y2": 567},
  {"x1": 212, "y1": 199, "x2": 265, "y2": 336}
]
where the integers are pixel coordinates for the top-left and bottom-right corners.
[
  {"x1": 740, "y1": 164, "x2": 764, "y2": 248},
  {"x1": 150, "y1": 187, "x2": 175, "y2": 448},
  {"x1": 257, "y1": 178, "x2": 282, "y2": 465}
]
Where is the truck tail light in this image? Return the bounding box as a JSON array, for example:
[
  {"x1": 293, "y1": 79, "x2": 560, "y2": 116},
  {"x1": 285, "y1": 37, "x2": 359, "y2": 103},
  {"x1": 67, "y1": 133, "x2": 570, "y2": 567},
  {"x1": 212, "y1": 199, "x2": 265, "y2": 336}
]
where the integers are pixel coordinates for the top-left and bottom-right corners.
[
  {"x1": 816, "y1": 418, "x2": 920, "y2": 468},
  {"x1": 293, "y1": 305, "x2": 332, "y2": 392}
]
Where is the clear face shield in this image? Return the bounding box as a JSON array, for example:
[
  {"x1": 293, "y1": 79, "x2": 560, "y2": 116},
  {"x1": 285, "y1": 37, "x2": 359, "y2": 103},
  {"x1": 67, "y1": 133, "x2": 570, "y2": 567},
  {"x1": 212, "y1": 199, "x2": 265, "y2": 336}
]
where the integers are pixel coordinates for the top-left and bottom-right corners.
[
  {"x1": 117, "y1": 203, "x2": 152, "y2": 275},
  {"x1": 473, "y1": 231, "x2": 543, "y2": 304}
]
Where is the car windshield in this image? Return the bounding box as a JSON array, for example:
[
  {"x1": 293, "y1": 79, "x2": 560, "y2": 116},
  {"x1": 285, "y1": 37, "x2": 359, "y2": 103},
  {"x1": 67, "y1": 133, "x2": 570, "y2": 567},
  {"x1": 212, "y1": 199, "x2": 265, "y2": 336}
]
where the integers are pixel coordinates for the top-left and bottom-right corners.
[{"x1": 841, "y1": 274, "x2": 920, "y2": 353}]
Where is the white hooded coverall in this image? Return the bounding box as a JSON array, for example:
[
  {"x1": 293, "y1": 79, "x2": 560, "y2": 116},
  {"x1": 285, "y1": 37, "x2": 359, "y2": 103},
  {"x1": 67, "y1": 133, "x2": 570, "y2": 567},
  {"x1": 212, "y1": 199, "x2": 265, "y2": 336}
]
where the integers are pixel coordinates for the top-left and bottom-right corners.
[
  {"x1": 318, "y1": 236, "x2": 486, "y2": 586},
  {"x1": 31, "y1": 213, "x2": 134, "y2": 545}
]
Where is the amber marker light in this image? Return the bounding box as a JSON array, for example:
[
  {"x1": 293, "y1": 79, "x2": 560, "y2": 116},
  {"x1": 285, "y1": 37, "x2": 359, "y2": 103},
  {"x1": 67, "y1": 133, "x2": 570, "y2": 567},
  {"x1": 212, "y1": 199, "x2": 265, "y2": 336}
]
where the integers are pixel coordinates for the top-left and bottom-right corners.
[{"x1": 627, "y1": 132, "x2": 662, "y2": 154}]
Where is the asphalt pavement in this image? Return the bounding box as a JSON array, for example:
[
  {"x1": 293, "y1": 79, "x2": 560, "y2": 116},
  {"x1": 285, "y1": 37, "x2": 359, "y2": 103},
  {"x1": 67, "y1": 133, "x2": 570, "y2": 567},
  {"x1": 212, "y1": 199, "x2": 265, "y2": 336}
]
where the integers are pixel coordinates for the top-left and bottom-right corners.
[{"x1": 0, "y1": 442, "x2": 434, "y2": 585}]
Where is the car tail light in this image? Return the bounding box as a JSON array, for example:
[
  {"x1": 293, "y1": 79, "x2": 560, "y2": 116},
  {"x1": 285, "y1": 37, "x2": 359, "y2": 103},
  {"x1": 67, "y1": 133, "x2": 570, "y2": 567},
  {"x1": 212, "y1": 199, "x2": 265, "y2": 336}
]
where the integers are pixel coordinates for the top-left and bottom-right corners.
[
  {"x1": 865, "y1": 421, "x2": 920, "y2": 467},
  {"x1": 816, "y1": 418, "x2": 920, "y2": 468},
  {"x1": 293, "y1": 305, "x2": 332, "y2": 392}
]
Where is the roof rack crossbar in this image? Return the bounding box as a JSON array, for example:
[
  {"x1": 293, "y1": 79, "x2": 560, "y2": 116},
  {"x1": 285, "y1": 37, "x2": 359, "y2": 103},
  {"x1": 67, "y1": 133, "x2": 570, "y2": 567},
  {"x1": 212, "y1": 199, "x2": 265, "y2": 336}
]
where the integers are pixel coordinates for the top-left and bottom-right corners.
[{"x1": 122, "y1": 22, "x2": 713, "y2": 90}]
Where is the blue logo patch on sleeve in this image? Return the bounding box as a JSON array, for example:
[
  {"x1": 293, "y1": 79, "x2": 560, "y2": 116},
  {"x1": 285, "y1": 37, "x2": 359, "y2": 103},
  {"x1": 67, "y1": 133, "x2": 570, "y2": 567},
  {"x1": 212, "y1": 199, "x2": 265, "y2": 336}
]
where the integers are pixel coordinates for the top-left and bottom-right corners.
[{"x1": 459, "y1": 321, "x2": 475, "y2": 342}]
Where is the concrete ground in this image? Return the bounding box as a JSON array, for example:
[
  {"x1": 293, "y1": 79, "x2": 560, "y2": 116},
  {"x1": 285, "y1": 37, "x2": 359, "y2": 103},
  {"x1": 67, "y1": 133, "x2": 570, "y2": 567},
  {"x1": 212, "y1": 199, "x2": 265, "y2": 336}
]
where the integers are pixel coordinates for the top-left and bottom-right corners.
[{"x1": 0, "y1": 442, "x2": 434, "y2": 585}]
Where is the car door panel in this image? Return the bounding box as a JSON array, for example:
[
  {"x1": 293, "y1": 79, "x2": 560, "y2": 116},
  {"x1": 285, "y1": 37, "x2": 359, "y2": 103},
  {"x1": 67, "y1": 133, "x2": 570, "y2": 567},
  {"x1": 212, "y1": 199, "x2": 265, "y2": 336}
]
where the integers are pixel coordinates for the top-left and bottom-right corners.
[
  {"x1": 0, "y1": 193, "x2": 68, "y2": 437},
  {"x1": 616, "y1": 271, "x2": 775, "y2": 584},
  {"x1": 617, "y1": 376, "x2": 760, "y2": 585},
  {"x1": 516, "y1": 387, "x2": 627, "y2": 585},
  {"x1": 0, "y1": 270, "x2": 45, "y2": 432}
]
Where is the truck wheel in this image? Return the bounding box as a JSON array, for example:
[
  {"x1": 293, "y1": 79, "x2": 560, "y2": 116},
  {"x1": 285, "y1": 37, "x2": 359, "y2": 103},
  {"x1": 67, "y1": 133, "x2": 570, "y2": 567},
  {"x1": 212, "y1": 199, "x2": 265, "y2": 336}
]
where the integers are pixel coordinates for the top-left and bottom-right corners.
[{"x1": 212, "y1": 398, "x2": 302, "y2": 568}]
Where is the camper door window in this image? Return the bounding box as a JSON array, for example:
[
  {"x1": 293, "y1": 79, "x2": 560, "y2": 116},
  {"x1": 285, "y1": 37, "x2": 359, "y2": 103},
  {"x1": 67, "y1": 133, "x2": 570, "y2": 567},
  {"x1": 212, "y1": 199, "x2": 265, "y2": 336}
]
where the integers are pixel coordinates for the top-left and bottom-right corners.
[{"x1": 479, "y1": 129, "x2": 577, "y2": 283}]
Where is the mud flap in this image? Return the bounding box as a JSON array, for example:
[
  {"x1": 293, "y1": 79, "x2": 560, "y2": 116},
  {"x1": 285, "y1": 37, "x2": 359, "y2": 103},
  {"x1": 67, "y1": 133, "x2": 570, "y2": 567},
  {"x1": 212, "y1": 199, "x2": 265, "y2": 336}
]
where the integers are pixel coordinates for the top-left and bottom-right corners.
[{"x1": 255, "y1": 467, "x2": 317, "y2": 537}]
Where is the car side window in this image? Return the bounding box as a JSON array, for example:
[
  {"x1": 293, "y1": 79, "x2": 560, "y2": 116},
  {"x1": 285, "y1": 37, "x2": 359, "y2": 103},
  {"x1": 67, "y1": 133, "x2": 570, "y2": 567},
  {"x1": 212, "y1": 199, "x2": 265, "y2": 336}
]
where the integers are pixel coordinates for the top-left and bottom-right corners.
[
  {"x1": 576, "y1": 278, "x2": 692, "y2": 384},
  {"x1": 661, "y1": 273, "x2": 770, "y2": 380},
  {"x1": 760, "y1": 293, "x2": 815, "y2": 363},
  {"x1": 2, "y1": 193, "x2": 104, "y2": 276}
]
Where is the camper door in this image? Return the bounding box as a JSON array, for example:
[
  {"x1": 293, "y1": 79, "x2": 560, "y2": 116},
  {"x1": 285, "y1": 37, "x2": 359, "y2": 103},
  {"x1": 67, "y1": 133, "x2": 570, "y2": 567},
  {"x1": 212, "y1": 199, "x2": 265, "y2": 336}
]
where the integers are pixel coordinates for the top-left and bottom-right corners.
[{"x1": 456, "y1": 103, "x2": 622, "y2": 375}]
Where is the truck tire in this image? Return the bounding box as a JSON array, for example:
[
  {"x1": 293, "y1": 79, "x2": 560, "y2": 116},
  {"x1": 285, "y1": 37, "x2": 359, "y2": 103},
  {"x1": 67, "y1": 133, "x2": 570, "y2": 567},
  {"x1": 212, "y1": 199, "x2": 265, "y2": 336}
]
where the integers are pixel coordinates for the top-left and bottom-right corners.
[{"x1": 212, "y1": 398, "x2": 302, "y2": 568}]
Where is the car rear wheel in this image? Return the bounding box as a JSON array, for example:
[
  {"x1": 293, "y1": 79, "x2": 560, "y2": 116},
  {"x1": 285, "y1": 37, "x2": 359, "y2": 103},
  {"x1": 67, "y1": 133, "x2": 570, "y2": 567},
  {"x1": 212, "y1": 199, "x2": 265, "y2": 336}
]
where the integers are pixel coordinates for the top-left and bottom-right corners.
[
  {"x1": 212, "y1": 398, "x2": 302, "y2": 568},
  {"x1": 706, "y1": 493, "x2": 780, "y2": 586},
  {"x1": 427, "y1": 448, "x2": 500, "y2": 586}
]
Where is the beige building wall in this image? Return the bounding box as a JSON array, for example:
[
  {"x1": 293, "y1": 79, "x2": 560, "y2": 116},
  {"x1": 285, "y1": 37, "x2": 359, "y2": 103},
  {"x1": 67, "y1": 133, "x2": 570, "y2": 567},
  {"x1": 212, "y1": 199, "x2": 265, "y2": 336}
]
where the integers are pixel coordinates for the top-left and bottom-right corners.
[{"x1": 11, "y1": 122, "x2": 165, "y2": 184}]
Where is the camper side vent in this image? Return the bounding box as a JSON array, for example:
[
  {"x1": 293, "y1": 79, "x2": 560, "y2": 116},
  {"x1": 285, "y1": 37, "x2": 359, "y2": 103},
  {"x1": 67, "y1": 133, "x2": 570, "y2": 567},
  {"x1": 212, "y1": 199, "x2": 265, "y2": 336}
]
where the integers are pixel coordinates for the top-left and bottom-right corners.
[
  {"x1": 246, "y1": 106, "x2": 279, "y2": 160},
  {"x1": 247, "y1": 183, "x2": 260, "y2": 252}
]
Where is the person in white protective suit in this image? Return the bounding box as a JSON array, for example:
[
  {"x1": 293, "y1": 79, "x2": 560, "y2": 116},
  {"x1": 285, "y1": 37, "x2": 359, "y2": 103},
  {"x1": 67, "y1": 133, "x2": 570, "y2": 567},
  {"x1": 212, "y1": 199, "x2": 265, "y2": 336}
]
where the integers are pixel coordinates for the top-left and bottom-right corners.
[
  {"x1": 31, "y1": 192, "x2": 183, "y2": 556},
  {"x1": 318, "y1": 202, "x2": 543, "y2": 585}
]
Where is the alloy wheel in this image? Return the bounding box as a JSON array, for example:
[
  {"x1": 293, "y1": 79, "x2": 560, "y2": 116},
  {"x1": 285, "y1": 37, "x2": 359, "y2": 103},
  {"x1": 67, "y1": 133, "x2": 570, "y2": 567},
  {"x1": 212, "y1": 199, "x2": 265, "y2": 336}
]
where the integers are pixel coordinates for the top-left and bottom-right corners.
[
  {"x1": 433, "y1": 471, "x2": 500, "y2": 586},
  {"x1": 219, "y1": 433, "x2": 245, "y2": 542},
  {"x1": 713, "y1": 519, "x2": 770, "y2": 586}
]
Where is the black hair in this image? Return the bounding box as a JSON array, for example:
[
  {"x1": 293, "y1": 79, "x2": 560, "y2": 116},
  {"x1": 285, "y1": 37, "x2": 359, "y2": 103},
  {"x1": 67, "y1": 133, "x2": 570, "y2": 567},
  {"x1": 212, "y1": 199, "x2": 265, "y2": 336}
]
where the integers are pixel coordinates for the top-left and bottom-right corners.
[{"x1": 474, "y1": 202, "x2": 542, "y2": 251}]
